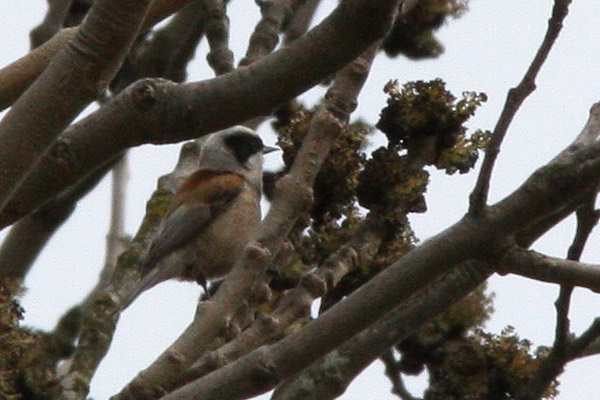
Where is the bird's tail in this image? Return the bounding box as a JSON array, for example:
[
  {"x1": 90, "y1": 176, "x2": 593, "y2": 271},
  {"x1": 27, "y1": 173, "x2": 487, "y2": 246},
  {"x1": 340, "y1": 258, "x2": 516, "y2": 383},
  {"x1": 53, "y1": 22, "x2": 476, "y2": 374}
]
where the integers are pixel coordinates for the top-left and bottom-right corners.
[{"x1": 119, "y1": 265, "x2": 176, "y2": 311}]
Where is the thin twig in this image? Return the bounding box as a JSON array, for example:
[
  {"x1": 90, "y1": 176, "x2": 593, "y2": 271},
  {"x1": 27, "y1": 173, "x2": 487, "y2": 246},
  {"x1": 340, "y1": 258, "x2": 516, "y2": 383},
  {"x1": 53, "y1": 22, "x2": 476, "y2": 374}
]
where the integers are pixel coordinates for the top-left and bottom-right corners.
[
  {"x1": 495, "y1": 247, "x2": 600, "y2": 292},
  {"x1": 380, "y1": 350, "x2": 420, "y2": 400},
  {"x1": 204, "y1": 0, "x2": 234, "y2": 75},
  {"x1": 104, "y1": 153, "x2": 130, "y2": 276},
  {"x1": 30, "y1": 0, "x2": 74, "y2": 49},
  {"x1": 469, "y1": 0, "x2": 572, "y2": 215},
  {"x1": 240, "y1": 0, "x2": 294, "y2": 66},
  {"x1": 516, "y1": 190, "x2": 600, "y2": 400}
]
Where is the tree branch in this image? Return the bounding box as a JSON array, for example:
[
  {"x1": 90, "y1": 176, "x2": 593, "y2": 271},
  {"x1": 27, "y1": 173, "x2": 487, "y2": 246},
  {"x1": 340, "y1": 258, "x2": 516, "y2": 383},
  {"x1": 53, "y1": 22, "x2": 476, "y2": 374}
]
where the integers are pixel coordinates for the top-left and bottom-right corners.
[
  {"x1": 0, "y1": 0, "x2": 197, "y2": 112},
  {"x1": 240, "y1": 0, "x2": 294, "y2": 66},
  {"x1": 469, "y1": 0, "x2": 572, "y2": 214},
  {"x1": 380, "y1": 350, "x2": 420, "y2": 400},
  {"x1": 0, "y1": 27, "x2": 77, "y2": 112},
  {"x1": 0, "y1": 0, "x2": 151, "y2": 210},
  {"x1": 515, "y1": 191, "x2": 600, "y2": 400},
  {"x1": 157, "y1": 109, "x2": 600, "y2": 400},
  {"x1": 54, "y1": 140, "x2": 205, "y2": 400},
  {"x1": 104, "y1": 154, "x2": 130, "y2": 273},
  {"x1": 204, "y1": 0, "x2": 234, "y2": 75},
  {"x1": 113, "y1": 38, "x2": 382, "y2": 400},
  {"x1": 0, "y1": 3, "x2": 208, "y2": 283},
  {"x1": 30, "y1": 0, "x2": 74, "y2": 49},
  {"x1": 0, "y1": 156, "x2": 118, "y2": 282},
  {"x1": 181, "y1": 213, "x2": 388, "y2": 390},
  {"x1": 283, "y1": 0, "x2": 321, "y2": 44},
  {"x1": 496, "y1": 247, "x2": 600, "y2": 292},
  {"x1": 0, "y1": 0, "x2": 398, "y2": 229}
]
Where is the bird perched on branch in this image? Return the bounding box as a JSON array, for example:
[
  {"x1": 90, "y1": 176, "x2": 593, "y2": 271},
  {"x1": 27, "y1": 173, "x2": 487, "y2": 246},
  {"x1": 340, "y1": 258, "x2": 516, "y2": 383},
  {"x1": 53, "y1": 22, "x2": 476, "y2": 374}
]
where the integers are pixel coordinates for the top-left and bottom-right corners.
[{"x1": 120, "y1": 126, "x2": 277, "y2": 310}]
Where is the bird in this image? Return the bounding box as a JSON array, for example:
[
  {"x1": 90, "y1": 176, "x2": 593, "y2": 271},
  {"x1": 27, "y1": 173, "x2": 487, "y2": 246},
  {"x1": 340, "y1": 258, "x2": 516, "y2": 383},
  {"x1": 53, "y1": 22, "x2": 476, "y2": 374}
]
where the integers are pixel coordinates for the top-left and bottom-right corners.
[{"x1": 120, "y1": 126, "x2": 277, "y2": 310}]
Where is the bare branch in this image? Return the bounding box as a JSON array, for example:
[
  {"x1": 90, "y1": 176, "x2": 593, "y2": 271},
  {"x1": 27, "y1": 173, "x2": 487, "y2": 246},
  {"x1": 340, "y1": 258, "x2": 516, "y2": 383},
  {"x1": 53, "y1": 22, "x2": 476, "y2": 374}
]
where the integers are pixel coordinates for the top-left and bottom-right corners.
[
  {"x1": 0, "y1": 156, "x2": 118, "y2": 282},
  {"x1": 113, "y1": 38, "x2": 382, "y2": 400},
  {"x1": 30, "y1": 0, "x2": 74, "y2": 49},
  {"x1": 55, "y1": 141, "x2": 205, "y2": 400},
  {"x1": 496, "y1": 247, "x2": 600, "y2": 292},
  {"x1": 0, "y1": 0, "x2": 151, "y2": 211},
  {"x1": 0, "y1": 27, "x2": 77, "y2": 112},
  {"x1": 182, "y1": 213, "x2": 388, "y2": 389},
  {"x1": 204, "y1": 0, "x2": 234, "y2": 75},
  {"x1": 573, "y1": 102, "x2": 600, "y2": 146},
  {"x1": 144, "y1": 0, "x2": 200, "y2": 31},
  {"x1": 0, "y1": 3, "x2": 207, "y2": 283},
  {"x1": 0, "y1": 0, "x2": 397, "y2": 229},
  {"x1": 240, "y1": 0, "x2": 294, "y2": 66},
  {"x1": 380, "y1": 350, "x2": 420, "y2": 400},
  {"x1": 104, "y1": 153, "x2": 130, "y2": 272},
  {"x1": 283, "y1": 0, "x2": 321, "y2": 43},
  {"x1": 0, "y1": 0, "x2": 197, "y2": 112},
  {"x1": 469, "y1": 0, "x2": 572, "y2": 214},
  {"x1": 515, "y1": 191, "x2": 599, "y2": 400},
  {"x1": 158, "y1": 119, "x2": 600, "y2": 400},
  {"x1": 269, "y1": 188, "x2": 589, "y2": 400}
]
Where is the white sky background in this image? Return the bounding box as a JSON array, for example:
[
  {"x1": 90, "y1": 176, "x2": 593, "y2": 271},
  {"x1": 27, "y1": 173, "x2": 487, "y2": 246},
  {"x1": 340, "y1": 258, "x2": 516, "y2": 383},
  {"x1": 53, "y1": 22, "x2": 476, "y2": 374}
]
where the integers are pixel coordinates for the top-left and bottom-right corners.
[{"x1": 1, "y1": 0, "x2": 600, "y2": 399}]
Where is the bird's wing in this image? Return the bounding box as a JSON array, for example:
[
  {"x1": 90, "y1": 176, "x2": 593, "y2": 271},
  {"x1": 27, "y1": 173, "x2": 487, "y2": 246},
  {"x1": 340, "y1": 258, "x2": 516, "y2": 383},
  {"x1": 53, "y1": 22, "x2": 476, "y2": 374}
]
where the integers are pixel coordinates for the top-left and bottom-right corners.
[{"x1": 143, "y1": 172, "x2": 245, "y2": 273}]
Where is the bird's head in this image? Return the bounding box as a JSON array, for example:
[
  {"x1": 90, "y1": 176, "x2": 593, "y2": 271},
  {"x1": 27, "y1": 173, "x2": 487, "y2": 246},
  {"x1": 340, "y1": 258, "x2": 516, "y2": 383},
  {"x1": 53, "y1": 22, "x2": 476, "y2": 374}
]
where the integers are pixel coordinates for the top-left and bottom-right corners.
[{"x1": 198, "y1": 126, "x2": 277, "y2": 190}]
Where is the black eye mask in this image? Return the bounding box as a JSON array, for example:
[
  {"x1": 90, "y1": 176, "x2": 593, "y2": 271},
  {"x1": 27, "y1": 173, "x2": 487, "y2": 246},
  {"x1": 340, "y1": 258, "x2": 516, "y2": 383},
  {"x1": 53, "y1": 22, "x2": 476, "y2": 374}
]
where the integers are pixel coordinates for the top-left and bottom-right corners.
[{"x1": 224, "y1": 133, "x2": 264, "y2": 165}]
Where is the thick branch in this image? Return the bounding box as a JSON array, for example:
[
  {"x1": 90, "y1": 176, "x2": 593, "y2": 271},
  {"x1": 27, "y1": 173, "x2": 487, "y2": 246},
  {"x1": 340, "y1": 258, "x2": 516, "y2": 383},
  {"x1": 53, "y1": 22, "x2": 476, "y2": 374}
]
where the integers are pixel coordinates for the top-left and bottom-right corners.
[
  {"x1": 0, "y1": 0, "x2": 150, "y2": 210},
  {"x1": 181, "y1": 213, "x2": 387, "y2": 389},
  {"x1": 0, "y1": 0, "x2": 397, "y2": 228},
  {"x1": 113, "y1": 39, "x2": 382, "y2": 400},
  {"x1": 469, "y1": 0, "x2": 572, "y2": 214},
  {"x1": 0, "y1": 156, "x2": 118, "y2": 281},
  {"x1": 0, "y1": 0, "x2": 196, "y2": 112},
  {"x1": 158, "y1": 116, "x2": 600, "y2": 400},
  {"x1": 0, "y1": 27, "x2": 77, "y2": 112}
]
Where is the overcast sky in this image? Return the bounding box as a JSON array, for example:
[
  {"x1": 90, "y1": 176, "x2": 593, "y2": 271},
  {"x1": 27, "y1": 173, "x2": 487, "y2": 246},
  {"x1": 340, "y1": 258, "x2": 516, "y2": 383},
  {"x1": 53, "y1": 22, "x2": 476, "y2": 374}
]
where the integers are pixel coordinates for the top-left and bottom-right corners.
[{"x1": 2, "y1": 1, "x2": 600, "y2": 399}]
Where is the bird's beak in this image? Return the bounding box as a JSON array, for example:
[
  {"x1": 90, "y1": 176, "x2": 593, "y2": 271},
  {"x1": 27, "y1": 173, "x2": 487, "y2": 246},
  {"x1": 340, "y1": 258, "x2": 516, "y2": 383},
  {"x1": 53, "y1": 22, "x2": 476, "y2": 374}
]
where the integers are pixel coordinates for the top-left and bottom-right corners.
[{"x1": 263, "y1": 145, "x2": 279, "y2": 154}]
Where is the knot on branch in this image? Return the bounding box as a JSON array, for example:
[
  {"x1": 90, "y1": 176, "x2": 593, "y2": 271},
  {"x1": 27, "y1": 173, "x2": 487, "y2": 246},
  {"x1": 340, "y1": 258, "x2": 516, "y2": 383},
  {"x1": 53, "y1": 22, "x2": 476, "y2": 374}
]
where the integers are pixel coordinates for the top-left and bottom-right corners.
[
  {"x1": 131, "y1": 78, "x2": 161, "y2": 111},
  {"x1": 325, "y1": 89, "x2": 357, "y2": 121},
  {"x1": 166, "y1": 350, "x2": 186, "y2": 365},
  {"x1": 49, "y1": 137, "x2": 77, "y2": 167},
  {"x1": 250, "y1": 346, "x2": 280, "y2": 387},
  {"x1": 256, "y1": 313, "x2": 279, "y2": 336},
  {"x1": 249, "y1": 280, "x2": 272, "y2": 304},
  {"x1": 299, "y1": 273, "x2": 327, "y2": 298},
  {"x1": 246, "y1": 242, "x2": 273, "y2": 265}
]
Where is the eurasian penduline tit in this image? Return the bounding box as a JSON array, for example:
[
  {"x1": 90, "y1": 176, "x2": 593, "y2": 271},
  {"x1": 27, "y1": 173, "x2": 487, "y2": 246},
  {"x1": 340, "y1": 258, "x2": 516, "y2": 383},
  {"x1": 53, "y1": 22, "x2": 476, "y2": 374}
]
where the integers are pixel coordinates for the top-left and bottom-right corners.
[{"x1": 120, "y1": 126, "x2": 277, "y2": 310}]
